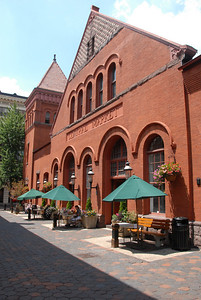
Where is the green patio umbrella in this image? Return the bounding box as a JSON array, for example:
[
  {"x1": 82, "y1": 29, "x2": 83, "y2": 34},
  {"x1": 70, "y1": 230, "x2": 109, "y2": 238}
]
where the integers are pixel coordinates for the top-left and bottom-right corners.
[
  {"x1": 17, "y1": 189, "x2": 44, "y2": 201},
  {"x1": 103, "y1": 175, "x2": 166, "y2": 202},
  {"x1": 42, "y1": 185, "x2": 80, "y2": 201}
]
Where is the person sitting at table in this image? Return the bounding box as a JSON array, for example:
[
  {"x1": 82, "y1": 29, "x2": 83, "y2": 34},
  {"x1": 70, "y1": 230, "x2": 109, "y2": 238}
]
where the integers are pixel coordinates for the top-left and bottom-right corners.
[
  {"x1": 26, "y1": 201, "x2": 32, "y2": 213},
  {"x1": 70, "y1": 205, "x2": 82, "y2": 227}
]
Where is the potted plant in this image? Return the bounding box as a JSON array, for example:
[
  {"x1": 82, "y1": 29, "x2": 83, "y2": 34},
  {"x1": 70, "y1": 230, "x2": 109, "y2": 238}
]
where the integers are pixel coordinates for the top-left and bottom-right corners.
[
  {"x1": 82, "y1": 200, "x2": 97, "y2": 229},
  {"x1": 112, "y1": 210, "x2": 137, "y2": 237},
  {"x1": 153, "y1": 162, "x2": 181, "y2": 185}
]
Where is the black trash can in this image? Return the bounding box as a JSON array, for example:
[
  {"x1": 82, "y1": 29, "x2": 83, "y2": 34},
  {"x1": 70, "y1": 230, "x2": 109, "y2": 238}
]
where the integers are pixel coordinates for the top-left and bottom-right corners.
[{"x1": 172, "y1": 217, "x2": 190, "y2": 250}]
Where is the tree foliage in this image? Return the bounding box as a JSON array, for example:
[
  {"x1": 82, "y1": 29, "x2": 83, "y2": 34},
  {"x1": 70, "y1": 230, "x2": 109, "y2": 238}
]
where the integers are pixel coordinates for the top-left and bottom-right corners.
[
  {"x1": 9, "y1": 180, "x2": 28, "y2": 199},
  {"x1": 0, "y1": 103, "x2": 25, "y2": 188}
]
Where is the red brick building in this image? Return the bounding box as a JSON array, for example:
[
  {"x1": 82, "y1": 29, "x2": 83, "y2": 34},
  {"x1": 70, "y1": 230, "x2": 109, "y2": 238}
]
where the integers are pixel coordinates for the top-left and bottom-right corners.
[{"x1": 24, "y1": 6, "x2": 201, "y2": 243}]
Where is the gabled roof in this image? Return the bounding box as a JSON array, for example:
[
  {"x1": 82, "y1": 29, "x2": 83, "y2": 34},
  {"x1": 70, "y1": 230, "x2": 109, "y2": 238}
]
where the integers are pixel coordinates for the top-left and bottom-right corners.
[
  {"x1": 69, "y1": 5, "x2": 197, "y2": 81},
  {"x1": 38, "y1": 55, "x2": 67, "y2": 92}
]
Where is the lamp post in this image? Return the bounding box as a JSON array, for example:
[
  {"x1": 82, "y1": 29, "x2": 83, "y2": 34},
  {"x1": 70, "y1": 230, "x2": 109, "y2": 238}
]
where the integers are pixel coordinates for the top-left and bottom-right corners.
[
  {"x1": 124, "y1": 161, "x2": 133, "y2": 179},
  {"x1": 36, "y1": 180, "x2": 40, "y2": 190},
  {"x1": 88, "y1": 168, "x2": 97, "y2": 193},
  {"x1": 70, "y1": 172, "x2": 79, "y2": 193},
  {"x1": 53, "y1": 174, "x2": 58, "y2": 188}
]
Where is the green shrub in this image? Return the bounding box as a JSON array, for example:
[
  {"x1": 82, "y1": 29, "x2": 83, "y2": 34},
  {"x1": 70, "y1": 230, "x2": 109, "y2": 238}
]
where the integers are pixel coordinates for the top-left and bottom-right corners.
[
  {"x1": 86, "y1": 197, "x2": 92, "y2": 211},
  {"x1": 42, "y1": 198, "x2": 46, "y2": 207},
  {"x1": 50, "y1": 200, "x2": 56, "y2": 207},
  {"x1": 119, "y1": 200, "x2": 127, "y2": 212},
  {"x1": 66, "y1": 201, "x2": 72, "y2": 209}
]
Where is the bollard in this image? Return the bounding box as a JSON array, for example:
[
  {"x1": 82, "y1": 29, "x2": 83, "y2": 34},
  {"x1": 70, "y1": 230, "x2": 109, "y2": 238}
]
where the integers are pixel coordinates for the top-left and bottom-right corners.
[
  {"x1": 27, "y1": 208, "x2": 31, "y2": 220},
  {"x1": 52, "y1": 213, "x2": 57, "y2": 229},
  {"x1": 111, "y1": 223, "x2": 119, "y2": 248},
  {"x1": 4, "y1": 204, "x2": 7, "y2": 210},
  {"x1": 11, "y1": 205, "x2": 13, "y2": 213}
]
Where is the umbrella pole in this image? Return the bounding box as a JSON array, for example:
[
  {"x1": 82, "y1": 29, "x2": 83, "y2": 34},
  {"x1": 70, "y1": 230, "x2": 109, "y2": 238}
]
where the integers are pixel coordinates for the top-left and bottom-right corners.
[
  {"x1": 137, "y1": 213, "x2": 139, "y2": 242},
  {"x1": 136, "y1": 200, "x2": 139, "y2": 243}
]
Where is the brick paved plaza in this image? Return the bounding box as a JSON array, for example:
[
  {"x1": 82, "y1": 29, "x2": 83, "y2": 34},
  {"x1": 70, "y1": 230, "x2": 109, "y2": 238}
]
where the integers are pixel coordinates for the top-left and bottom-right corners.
[{"x1": 0, "y1": 210, "x2": 200, "y2": 299}]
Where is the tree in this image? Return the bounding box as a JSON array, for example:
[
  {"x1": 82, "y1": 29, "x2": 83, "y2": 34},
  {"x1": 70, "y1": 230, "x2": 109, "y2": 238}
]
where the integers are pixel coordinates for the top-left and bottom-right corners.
[
  {"x1": 9, "y1": 180, "x2": 28, "y2": 199},
  {"x1": 0, "y1": 103, "x2": 25, "y2": 188}
]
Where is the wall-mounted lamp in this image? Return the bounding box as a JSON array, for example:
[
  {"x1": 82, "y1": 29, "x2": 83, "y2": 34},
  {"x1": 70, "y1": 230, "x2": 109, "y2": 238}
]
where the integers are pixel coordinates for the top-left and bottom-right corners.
[
  {"x1": 36, "y1": 180, "x2": 40, "y2": 190},
  {"x1": 88, "y1": 168, "x2": 98, "y2": 192},
  {"x1": 53, "y1": 174, "x2": 58, "y2": 188},
  {"x1": 25, "y1": 178, "x2": 29, "y2": 186},
  {"x1": 70, "y1": 172, "x2": 79, "y2": 193},
  {"x1": 197, "y1": 177, "x2": 201, "y2": 187},
  {"x1": 43, "y1": 179, "x2": 47, "y2": 184},
  {"x1": 124, "y1": 161, "x2": 133, "y2": 179}
]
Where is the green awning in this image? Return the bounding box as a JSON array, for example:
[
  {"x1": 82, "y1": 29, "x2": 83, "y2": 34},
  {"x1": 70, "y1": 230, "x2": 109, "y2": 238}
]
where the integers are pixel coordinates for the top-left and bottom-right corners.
[
  {"x1": 42, "y1": 185, "x2": 80, "y2": 201},
  {"x1": 103, "y1": 175, "x2": 166, "y2": 202},
  {"x1": 17, "y1": 189, "x2": 44, "y2": 201}
]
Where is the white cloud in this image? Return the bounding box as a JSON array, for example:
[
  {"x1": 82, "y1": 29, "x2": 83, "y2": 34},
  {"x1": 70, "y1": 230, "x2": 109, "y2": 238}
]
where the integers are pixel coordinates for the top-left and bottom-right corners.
[
  {"x1": 113, "y1": 0, "x2": 201, "y2": 56},
  {"x1": 0, "y1": 77, "x2": 30, "y2": 97}
]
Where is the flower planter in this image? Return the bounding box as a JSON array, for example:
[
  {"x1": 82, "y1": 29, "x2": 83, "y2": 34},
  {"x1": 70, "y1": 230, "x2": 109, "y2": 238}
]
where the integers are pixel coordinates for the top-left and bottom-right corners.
[
  {"x1": 165, "y1": 174, "x2": 177, "y2": 182},
  {"x1": 82, "y1": 215, "x2": 98, "y2": 229},
  {"x1": 153, "y1": 162, "x2": 181, "y2": 185}
]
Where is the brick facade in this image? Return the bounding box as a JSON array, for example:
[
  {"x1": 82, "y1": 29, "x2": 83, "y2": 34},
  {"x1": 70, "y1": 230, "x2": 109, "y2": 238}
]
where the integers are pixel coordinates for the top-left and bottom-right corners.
[{"x1": 24, "y1": 7, "x2": 201, "y2": 244}]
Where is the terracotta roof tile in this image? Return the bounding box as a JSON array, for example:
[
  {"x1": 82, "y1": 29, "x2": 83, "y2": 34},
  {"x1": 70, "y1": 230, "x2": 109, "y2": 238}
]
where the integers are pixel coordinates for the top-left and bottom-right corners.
[
  {"x1": 69, "y1": 8, "x2": 197, "y2": 81},
  {"x1": 38, "y1": 59, "x2": 67, "y2": 93}
]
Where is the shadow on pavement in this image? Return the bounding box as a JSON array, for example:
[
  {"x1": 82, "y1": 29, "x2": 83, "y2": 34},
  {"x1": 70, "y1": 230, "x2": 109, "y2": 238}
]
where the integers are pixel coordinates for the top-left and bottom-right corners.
[{"x1": 0, "y1": 216, "x2": 155, "y2": 299}]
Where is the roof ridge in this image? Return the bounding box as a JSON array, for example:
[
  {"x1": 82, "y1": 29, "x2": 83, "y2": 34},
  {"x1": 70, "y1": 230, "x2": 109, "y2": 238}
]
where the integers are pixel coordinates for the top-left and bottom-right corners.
[
  {"x1": 68, "y1": 6, "x2": 197, "y2": 81},
  {"x1": 37, "y1": 61, "x2": 55, "y2": 88},
  {"x1": 96, "y1": 9, "x2": 196, "y2": 51}
]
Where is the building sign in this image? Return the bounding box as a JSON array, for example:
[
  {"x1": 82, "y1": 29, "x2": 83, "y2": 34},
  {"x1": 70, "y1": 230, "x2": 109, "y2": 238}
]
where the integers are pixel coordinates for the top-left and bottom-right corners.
[{"x1": 66, "y1": 104, "x2": 123, "y2": 141}]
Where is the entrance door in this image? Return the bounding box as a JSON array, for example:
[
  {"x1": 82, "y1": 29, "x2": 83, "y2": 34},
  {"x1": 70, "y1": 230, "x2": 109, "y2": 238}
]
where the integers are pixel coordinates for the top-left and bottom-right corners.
[{"x1": 111, "y1": 179, "x2": 125, "y2": 215}]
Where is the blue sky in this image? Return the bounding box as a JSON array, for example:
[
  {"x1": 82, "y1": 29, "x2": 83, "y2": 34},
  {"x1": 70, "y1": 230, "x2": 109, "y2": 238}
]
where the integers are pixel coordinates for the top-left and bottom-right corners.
[{"x1": 0, "y1": 0, "x2": 200, "y2": 96}]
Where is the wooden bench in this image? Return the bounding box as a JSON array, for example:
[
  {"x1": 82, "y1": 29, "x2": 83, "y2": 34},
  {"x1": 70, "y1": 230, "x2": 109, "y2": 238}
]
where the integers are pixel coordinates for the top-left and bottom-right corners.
[{"x1": 129, "y1": 217, "x2": 170, "y2": 247}]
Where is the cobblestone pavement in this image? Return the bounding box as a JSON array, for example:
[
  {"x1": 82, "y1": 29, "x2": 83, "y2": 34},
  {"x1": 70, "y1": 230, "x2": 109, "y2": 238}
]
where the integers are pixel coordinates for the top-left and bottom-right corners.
[{"x1": 0, "y1": 210, "x2": 201, "y2": 299}]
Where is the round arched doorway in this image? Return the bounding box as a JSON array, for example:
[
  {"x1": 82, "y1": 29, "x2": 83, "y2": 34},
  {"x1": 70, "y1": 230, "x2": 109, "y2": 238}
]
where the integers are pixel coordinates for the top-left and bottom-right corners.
[
  {"x1": 63, "y1": 153, "x2": 75, "y2": 208},
  {"x1": 102, "y1": 136, "x2": 128, "y2": 224}
]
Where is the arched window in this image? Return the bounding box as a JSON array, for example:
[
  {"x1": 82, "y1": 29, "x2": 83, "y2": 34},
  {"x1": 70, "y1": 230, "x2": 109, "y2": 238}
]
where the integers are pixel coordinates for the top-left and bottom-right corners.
[
  {"x1": 147, "y1": 135, "x2": 165, "y2": 213},
  {"x1": 45, "y1": 111, "x2": 50, "y2": 124},
  {"x1": 77, "y1": 90, "x2": 83, "y2": 119},
  {"x1": 86, "y1": 82, "x2": 92, "y2": 114},
  {"x1": 111, "y1": 139, "x2": 127, "y2": 177},
  {"x1": 70, "y1": 96, "x2": 75, "y2": 124},
  {"x1": 43, "y1": 172, "x2": 49, "y2": 184},
  {"x1": 53, "y1": 113, "x2": 56, "y2": 121},
  {"x1": 108, "y1": 63, "x2": 116, "y2": 100},
  {"x1": 96, "y1": 73, "x2": 103, "y2": 108},
  {"x1": 36, "y1": 173, "x2": 40, "y2": 190}
]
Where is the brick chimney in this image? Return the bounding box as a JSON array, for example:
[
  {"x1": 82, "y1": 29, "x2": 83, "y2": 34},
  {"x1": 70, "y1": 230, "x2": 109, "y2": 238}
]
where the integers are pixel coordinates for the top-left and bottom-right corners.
[{"x1": 91, "y1": 5, "x2": 99, "y2": 12}]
